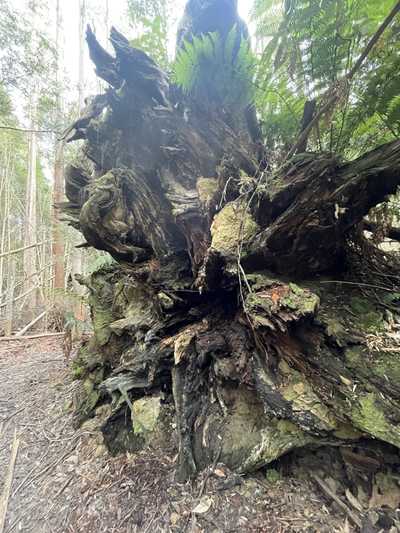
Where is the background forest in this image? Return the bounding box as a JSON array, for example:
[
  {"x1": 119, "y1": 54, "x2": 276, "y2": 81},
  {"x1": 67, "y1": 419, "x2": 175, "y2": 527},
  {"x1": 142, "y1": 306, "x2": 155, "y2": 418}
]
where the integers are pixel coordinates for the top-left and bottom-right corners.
[{"x1": 0, "y1": 0, "x2": 399, "y2": 336}]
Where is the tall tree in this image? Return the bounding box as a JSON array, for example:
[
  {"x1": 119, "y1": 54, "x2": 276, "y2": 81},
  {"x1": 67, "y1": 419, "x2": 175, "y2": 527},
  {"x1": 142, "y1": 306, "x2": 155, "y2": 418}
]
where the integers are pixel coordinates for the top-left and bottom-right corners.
[
  {"x1": 23, "y1": 1, "x2": 39, "y2": 316},
  {"x1": 68, "y1": 0, "x2": 87, "y2": 321},
  {"x1": 52, "y1": 0, "x2": 65, "y2": 293}
]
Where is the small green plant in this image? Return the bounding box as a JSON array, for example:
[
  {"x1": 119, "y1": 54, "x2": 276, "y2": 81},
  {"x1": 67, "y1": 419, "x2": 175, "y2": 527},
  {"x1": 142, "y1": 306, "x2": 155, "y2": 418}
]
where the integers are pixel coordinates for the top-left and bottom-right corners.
[{"x1": 265, "y1": 468, "x2": 281, "y2": 484}]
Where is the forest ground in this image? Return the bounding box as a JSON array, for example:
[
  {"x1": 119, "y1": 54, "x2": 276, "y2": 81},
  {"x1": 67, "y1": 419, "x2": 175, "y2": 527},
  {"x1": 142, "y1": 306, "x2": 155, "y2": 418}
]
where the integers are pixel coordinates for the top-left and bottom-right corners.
[{"x1": 0, "y1": 338, "x2": 352, "y2": 533}]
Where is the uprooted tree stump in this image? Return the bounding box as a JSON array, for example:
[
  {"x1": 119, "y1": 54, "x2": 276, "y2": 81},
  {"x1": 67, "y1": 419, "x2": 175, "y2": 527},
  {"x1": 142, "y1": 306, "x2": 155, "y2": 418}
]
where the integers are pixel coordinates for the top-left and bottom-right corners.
[{"x1": 64, "y1": 26, "x2": 400, "y2": 482}]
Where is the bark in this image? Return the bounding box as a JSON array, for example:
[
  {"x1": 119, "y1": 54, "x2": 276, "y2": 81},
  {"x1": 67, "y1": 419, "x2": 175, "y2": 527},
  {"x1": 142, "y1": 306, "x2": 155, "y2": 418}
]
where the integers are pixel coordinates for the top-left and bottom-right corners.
[
  {"x1": 52, "y1": 0, "x2": 65, "y2": 292},
  {"x1": 64, "y1": 27, "x2": 400, "y2": 482}
]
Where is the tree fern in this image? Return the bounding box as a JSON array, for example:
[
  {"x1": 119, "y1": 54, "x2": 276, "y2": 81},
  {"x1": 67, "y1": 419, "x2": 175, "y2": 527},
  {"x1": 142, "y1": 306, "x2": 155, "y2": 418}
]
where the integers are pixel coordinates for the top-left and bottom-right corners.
[
  {"x1": 252, "y1": 0, "x2": 400, "y2": 157},
  {"x1": 172, "y1": 26, "x2": 256, "y2": 110}
]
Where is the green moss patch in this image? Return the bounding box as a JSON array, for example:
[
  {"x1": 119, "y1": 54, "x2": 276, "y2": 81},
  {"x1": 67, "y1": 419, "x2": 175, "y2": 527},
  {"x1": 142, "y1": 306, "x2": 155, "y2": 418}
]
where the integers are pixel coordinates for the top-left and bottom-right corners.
[
  {"x1": 197, "y1": 177, "x2": 219, "y2": 206},
  {"x1": 351, "y1": 393, "x2": 400, "y2": 448},
  {"x1": 211, "y1": 202, "x2": 259, "y2": 256},
  {"x1": 246, "y1": 280, "x2": 319, "y2": 329}
]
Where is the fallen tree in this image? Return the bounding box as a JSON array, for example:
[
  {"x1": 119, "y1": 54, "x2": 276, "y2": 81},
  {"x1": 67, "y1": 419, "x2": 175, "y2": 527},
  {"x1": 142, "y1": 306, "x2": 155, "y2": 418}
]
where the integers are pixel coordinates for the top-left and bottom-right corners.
[{"x1": 64, "y1": 24, "x2": 400, "y2": 483}]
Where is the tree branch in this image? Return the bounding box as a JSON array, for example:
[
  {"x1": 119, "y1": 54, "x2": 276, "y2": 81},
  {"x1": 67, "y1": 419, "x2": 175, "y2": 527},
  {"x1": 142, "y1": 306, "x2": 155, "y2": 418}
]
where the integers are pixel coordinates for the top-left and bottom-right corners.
[{"x1": 0, "y1": 125, "x2": 58, "y2": 135}]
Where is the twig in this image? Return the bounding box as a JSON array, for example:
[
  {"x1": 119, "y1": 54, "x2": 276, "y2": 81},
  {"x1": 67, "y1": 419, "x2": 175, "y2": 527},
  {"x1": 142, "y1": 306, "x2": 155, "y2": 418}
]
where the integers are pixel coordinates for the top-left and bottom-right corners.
[
  {"x1": 311, "y1": 474, "x2": 362, "y2": 529},
  {"x1": 1, "y1": 407, "x2": 25, "y2": 424},
  {"x1": 319, "y1": 280, "x2": 392, "y2": 292},
  {"x1": 15, "y1": 434, "x2": 81, "y2": 496},
  {"x1": 183, "y1": 443, "x2": 222, "y2": 533},
  {"x1": 197, "y1": 444, "x2": 222, "y2": 500},
  {"x1": 0, "y1": 429, "x2": 20, "y2": 533},
  {"x1": 40, "y1": 476, "x2": 74, "y2": 521},
  {"x1": 12, "y1": 451, "x2": 48, "y2": 497}
]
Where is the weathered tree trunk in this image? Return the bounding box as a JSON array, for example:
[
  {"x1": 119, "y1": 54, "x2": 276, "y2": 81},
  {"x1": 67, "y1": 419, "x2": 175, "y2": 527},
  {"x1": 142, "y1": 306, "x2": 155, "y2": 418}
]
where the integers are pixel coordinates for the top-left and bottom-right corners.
[{"x1": 64, "y1": 27, "x2": 400, "y2": 482}]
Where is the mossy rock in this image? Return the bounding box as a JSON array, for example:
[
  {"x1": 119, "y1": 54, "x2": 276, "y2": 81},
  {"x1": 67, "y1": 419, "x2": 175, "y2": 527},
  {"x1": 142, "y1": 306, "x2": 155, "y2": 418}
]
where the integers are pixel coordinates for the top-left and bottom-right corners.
[
  {"x1": 280, "y1": 376, "x2": 339, "y2": 432},
  {"x1": 345, "y1": 346, "x2": 400, "y2": 392}
]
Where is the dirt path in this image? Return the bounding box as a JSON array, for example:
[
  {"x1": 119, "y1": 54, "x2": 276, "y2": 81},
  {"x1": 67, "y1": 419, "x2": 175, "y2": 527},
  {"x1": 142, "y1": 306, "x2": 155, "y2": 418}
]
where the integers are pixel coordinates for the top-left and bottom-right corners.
[{"x1": 0, "y1": 339, "x2": 350, "y2": 532}]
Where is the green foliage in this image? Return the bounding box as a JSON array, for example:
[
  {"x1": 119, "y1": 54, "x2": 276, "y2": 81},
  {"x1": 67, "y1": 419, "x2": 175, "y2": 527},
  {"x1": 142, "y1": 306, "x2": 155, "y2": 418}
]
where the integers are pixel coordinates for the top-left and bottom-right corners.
[
  {"x1": 173, "y1": 27, "x2": 256, "y2": 110},
  {"x1": 252, "y1": 0, "x2": 400, "y2": 158},
  {"x1": 0, "y1": 0, "x2": 56, "y2": 93},
  {"x1": 127, "y1": 0, "x2": 171, "y2": 68}
]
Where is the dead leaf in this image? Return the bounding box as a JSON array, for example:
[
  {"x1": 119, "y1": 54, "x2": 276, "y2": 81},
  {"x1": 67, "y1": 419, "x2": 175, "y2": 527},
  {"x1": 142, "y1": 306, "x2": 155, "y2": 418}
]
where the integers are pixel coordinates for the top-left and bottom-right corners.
[
  {"x1": 192, "y1": 496, "x2": 212, "y2": 515},
  {"x1": 340, "y1": 375, "x2": 352, "y2": 387},
  {"x1": 213, "y1": 469, "x2": 226, "y2": 478},
  {"x1": 170, "y1": 512, "x2": 180, "y2": 525}
]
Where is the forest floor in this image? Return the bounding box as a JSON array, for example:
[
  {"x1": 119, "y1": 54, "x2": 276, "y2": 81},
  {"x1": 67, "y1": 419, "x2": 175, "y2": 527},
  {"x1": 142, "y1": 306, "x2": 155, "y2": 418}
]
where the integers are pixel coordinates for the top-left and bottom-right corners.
[{"x1": 0, "y1": 338, "x2": 355, "y2": 533}]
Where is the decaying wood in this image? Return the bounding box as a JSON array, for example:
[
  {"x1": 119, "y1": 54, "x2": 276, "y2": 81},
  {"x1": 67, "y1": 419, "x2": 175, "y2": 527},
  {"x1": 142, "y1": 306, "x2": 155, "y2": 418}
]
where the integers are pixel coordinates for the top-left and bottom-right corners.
[
  {"x1": 247, "y1": 140, "x2": 400, "y2": 276},
  {"x1": 311, "y1": 474, "x2": 362, "y2": 529},
  {"x1": 62, "y1": 22, "x2": 400, "y2": 483}
]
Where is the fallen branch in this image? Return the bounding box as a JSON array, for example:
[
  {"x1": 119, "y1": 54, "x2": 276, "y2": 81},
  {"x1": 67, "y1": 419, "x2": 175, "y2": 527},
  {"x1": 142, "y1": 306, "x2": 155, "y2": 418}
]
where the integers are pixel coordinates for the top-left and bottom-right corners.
[
  {"x1": 0, "y1": 332, "x2": 65, "y2": 342},
  {"x1": 15, "y1": 311, "x2": 48, "y2": 337},
  {"x1": 311, "y1": 474, "x2": 362, "y2": 529},
  {"x1": 0, "y1": 125, "x2": 58, "y2": 135},
  {"x1": 0, "y1": 429, "x2": 20, "y2": 533},
  {"x1": 0, "y1": 241, "x2": 51, "y2": 260}
]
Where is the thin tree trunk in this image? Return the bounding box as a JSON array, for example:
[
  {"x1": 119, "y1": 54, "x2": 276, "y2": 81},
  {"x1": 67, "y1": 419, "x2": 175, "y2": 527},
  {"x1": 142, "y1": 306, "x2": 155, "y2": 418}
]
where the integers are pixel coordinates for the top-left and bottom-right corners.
[
  {"x1": 0, "y1": 149, "x2": 11, "y2": 304},
  {"x1": 4, "y1": 260, "x2": 16, "y2": 337},
  {"x1": 23, "y1": 2, "x2": 39, "y2": 318},
  {"x1": 23, "y1": 108, "x2": 38, "y2": 313},
  {"x1": 53, "y1": 0, "x2": 65, "y2": 293},
  {"x1": 78, "y1": 0, "x2": 86, "y2": 111},
  {"x1": 69, "y1": 0, "x2": 87, "y2": 322}
]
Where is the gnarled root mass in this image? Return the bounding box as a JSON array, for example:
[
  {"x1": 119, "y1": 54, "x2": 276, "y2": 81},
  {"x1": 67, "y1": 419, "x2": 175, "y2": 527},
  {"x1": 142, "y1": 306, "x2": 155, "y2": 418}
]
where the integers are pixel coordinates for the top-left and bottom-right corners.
[{"x1": 65, "y1": 27, "x2": 400, "y2": 482}]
